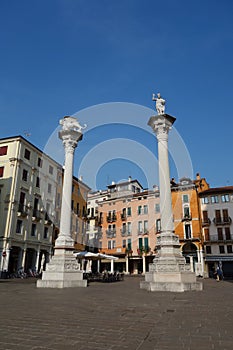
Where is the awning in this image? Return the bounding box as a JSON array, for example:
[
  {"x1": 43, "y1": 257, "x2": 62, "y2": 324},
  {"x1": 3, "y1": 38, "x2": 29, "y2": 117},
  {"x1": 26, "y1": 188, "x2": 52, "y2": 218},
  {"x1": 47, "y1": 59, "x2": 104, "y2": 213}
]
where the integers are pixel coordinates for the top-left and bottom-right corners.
[
  {"x1": 205, "y1": 255, "x2": 233, "y2": 262},
  {"x1": 74, "y1": 251, "x2": 119, "y2": 261}
]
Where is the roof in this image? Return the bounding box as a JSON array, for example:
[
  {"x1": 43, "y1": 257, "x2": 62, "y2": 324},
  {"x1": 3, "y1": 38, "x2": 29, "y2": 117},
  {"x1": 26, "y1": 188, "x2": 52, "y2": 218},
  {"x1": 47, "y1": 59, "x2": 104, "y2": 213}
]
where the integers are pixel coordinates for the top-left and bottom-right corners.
[
  {"x1": 199, "y1": 186, "x2": 233, "y2": 196},
  {"x1": 107, "y1": 179, "x2": 143, "y2": 189}
]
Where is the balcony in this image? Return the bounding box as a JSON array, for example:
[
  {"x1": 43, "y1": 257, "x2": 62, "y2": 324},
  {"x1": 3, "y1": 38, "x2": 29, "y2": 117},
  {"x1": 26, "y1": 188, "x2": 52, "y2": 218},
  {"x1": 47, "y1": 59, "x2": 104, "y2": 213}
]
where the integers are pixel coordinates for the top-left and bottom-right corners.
[
  {"x1": 202, "y1": 218, "x2": 211, "y2": 227},
  {"x1": 138, "y1": 229, "x2": 148, "y2": 235},
  {"x1": 17, "y1": 204, "x2": 28, "y2": 217},
  {"x1": 182, "y1": 214, "x2": 192, "y2": 222},
  {"x1": 213, "y1": 217, "x2": 232, "y2": 226},
  {"x1": 204, "y1": 233, "x2": 233, "y2": 243},
  {"x1": 121, "y1": 229, "x2": 131, "y2": 237},
  {"x1": 106, "y1": 229, "x2": 116, "y2": 238},
  {"x1": 107, "y1": 214, "x2": 117, "y2": 223}
]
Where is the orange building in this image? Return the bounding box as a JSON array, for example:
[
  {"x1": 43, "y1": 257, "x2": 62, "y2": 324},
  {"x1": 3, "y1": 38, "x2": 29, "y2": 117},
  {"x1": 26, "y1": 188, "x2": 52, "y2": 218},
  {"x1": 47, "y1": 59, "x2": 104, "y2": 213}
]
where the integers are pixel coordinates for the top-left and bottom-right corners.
[{"x1": 171, "y1": 174, "x2": 209, "y2": 275}]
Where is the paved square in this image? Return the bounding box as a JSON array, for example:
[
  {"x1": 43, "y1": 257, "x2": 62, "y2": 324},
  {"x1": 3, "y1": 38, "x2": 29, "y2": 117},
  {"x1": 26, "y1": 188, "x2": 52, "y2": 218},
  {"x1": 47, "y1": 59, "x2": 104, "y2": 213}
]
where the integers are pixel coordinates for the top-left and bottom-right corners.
[{"x1": 0, "y1": 276, "x2": 232, "y2": 350}]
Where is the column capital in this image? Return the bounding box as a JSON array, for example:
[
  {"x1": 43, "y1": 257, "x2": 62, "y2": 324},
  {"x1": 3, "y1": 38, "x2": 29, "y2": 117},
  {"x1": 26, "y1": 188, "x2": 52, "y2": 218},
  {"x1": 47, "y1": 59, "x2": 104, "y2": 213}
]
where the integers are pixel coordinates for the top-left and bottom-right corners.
[
  {"x1": 148, "y1": 114, "x2": 176, "y2": 138},
  {"x1": 59, "y1": 130, "x2": 83, "y2": 154}
]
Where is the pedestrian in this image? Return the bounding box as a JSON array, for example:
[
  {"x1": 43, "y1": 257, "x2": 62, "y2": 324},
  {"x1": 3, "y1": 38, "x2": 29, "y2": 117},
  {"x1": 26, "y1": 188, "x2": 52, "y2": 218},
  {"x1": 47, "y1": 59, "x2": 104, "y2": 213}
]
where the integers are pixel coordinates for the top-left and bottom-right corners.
[{"x1": 216, "y1": 266, "x2": 223, "y2": 281}]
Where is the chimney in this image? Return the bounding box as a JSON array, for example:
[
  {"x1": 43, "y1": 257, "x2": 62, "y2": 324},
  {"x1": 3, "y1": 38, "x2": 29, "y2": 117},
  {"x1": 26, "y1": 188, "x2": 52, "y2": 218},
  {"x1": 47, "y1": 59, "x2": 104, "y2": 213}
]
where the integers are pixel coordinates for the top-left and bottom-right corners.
[{"x1": 196, "y1": 173, "x2": 201, "y2": 180}]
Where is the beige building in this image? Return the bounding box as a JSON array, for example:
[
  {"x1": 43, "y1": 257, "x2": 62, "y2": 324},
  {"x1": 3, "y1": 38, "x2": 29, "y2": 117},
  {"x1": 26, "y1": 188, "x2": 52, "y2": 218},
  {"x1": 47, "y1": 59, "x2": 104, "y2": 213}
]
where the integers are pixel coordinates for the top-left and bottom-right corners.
[{"x1": 0, "y1": 136, "x2": 90, "y2": 277}]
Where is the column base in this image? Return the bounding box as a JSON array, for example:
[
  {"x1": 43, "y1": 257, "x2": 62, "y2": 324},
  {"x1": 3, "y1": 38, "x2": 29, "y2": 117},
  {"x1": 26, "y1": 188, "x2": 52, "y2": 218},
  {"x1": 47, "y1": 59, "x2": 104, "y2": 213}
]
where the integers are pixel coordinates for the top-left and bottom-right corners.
[
  {"x1": 140, "y1": 253, "x2": 203, "y2": 292},
  {"x1": 37, "y1": 248, "x2": 87, "y2": 289}
]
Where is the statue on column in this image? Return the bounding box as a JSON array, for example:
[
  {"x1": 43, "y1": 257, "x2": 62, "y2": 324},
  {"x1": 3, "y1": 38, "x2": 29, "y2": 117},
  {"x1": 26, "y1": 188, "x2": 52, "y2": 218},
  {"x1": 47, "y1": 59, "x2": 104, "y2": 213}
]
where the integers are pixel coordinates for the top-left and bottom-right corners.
[
  {"x1": 60, "y1": 116, "x2": 87, "y2": 132},
  {"x1": 152, "y1": 93, "x2": 166, "y2": 115}
]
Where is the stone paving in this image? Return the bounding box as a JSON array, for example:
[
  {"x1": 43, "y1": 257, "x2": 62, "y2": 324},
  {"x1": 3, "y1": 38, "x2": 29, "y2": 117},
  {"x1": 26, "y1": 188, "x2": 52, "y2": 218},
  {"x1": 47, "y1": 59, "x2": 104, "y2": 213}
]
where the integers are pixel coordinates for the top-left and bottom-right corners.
[{"x1": 0, "y1": 276, "x2": 232, "y2": 350}]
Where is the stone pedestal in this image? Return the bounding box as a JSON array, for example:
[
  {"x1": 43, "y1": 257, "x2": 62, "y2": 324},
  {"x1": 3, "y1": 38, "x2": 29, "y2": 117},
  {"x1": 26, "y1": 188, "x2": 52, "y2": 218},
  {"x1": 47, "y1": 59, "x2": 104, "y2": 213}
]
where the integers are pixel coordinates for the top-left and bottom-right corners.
[
  {"x1": 37, "y1": 249, "x2": 87, "y2": 288},
  {"x1": 140, "y1": 112, "x2": 202, "y2": 292},
  {"x1": 37, "y1": 116, "x2": 87, "y2": 288}
]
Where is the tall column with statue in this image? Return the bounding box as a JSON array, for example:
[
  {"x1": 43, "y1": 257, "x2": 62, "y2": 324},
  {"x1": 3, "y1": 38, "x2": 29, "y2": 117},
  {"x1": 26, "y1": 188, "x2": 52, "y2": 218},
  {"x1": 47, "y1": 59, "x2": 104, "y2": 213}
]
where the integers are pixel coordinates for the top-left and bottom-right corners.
[
  {"x1": 37, "y1": 116, "x2": 87, "y2": 288},
  {"x1": 140, "y1": 93, "x2": 202, "y2": 292}
]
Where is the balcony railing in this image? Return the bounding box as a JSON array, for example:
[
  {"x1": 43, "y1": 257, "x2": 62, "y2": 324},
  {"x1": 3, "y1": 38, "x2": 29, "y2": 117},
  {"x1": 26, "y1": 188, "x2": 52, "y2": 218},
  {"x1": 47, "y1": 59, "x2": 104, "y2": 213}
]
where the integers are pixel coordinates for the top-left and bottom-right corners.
[
  {"x1": 138, "y1": 229, "x2": 149, "y2": 235},
  {"x1": 107, "y1": 215, "x2": 117, "y2": 223},
  {"x1": 17, "y1": 204, "x2": 28, "y2": 217},
  {"x1": 204, "y1": 233, "x2": 233, "y2": 242},
  {"x1": 121, "y1": 229, "x2": 131, "y2": 237},
  {"x1": 106, "y1": 229, "x2": 116, "y2": 238},
  {"x1": 213, "y1": 217, "x2": 232, "y2": 226},
  {"x1": 182, "y1": 214, "x2": 192, "y2": 222},
  {"x1": 202, "y1": 218, "x2": 211, "y2": 227}
]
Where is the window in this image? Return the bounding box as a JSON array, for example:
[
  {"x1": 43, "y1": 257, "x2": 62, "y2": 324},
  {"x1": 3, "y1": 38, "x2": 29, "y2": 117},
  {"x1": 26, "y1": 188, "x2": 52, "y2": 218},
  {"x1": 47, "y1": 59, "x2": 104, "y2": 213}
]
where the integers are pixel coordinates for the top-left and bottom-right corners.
[
  {"x1": 48, "y1": 183, "x2": 52, "y2": 193},
  {"x1": 31, "y1": 223, "x2": 37, "y2": 237},
  {"x1": 22, "y1": 169, "x2": 28, "y2": 181},
  {"x1": 225, "y1": 227, "x2": 231, "y2": 240},
  {"x1": 184, "y1": 224, "x2": 191, "y2": 239},
  {"x1": 219, "y1": 246, "x2": 225, "y2": 254},
  {"x1": 0, "y1": 166, "x2": 4, "y2": 178},
  {"x1": 71, "y1": 200, "x2": 74, "y2": 210},
  {"x1": 138, "y1": 221, "x2": 143, "y2": 234},
  {"x1": 0, "y1": 146, "x2": 8, "y2": 156},
  {"x1": 155, "y1": 204, "x2": 160, "y2": 213},
  {"x1": 217, "y1": 228, "x2": 223, "y2": 240},
  {"x1": 37, "y1": 157, "x2": 43, "y2": 167},
  {"x1": 127, "y1": 239, "x2": 132, "y2": 250},
  {"x1": 122, "y1": 239, "x2": 126, "y2": 248},
  {"x1": 112, "y1": 240, "x2": 116, "y2": 249},
  {"x1": 108, "y1": 241, "x2": 112, "y2": 249},
  {"x1": 138, "y1": 237, "x2": 143, "y2": 249},
  {"x1": 127, "y1": 207, "x2": 131, "y2": 216},
  {"x1": 138, "y1": 206, "x2": 142, "y2": 215},
  {"x1": 36, "y1": 176, "x2": 40, "y2": 188},
  {"x1": 215, "y1": 210, "x2": 221, "y2": 224},
  {"x1": 206, "y1": 246, "x2": 211, "y2": 254},
  {"x1": 19, "y1": 191, "x2": 26, "y2": 205},
  {"x1": 16, "y1": 220, "x2": 23, "y2": 234},
  {"x1": 223, "y1": 209, "x2": 229, "y2": 222},
  {"x1": 221, "y1": 194, "x2": 229, "y2": 203},
  {"x1": 183, "y1": 205, "x2": 190, "y2": 218},
  {"x1": 182, "y1": 194, "x2": 189, "y2": 203},
  {"x1": 127, "y1": 222, "x2": 132, "y2": 234},
  {"x1": 122, "y1": 223, "x2": 126, "y2": 234},
  {"x1": 44, "y1": 227, "x2": 48, "y2": 239},
  {"x1": 227, "y1": 245, "x2": 232, "y2": 253},
  {"x1": 156, "y1": 219, "x2": 161, "y2": 233},
  {"x1": 144, "y1": 237, "x2": 149, "y2": 250},
  {"x1": 143, "y1": 205, "x2": 148, "y2": 214},
  {"x1": 24, "y1": 149, "x2": 30, "y2": 160},
  {"x1": 201, "y1": 197, "x2": 209, "y2": 204},
  {"x1": 144, "y1": 220, "x2": 148, "y2": 233},
  {"x1": 49, "y1": 165, "x2": 53, "y2": 175},
  {"x1": 211, "y1": 196, "x2": 218, "y2": 203},
  {"x1": 204, "y1": 228, "x2": 210, "y2": 241}
]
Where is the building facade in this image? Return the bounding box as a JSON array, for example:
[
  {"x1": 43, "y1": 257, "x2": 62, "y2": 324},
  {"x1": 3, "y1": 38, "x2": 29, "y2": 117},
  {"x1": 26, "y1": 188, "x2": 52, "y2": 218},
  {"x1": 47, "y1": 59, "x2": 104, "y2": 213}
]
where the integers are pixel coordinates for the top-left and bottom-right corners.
[
  {"x1": 0, "y1": 136, "x2": 90, "y2": 277},
  {"x1": 199, "y1": 186, "x2": 233, "y2": 278},
  {"x1": 171, "y1": 174, "x2": 209, "y2": 276}
]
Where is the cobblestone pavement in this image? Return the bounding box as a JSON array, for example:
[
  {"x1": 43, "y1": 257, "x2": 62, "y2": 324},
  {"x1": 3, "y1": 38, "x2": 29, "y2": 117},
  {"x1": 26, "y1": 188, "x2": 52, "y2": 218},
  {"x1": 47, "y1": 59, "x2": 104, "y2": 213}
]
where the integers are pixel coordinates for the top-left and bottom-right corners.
[{"x1": 0, "y1": 276, "x2": 232, "y2": 350}]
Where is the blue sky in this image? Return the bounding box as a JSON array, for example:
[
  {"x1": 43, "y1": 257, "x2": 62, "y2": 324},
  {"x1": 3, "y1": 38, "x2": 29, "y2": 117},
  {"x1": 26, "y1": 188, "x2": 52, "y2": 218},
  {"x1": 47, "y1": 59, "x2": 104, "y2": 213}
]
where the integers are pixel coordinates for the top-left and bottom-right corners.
[{"x1": 1, "y1": 0, "x2": 233, "y2": 190}]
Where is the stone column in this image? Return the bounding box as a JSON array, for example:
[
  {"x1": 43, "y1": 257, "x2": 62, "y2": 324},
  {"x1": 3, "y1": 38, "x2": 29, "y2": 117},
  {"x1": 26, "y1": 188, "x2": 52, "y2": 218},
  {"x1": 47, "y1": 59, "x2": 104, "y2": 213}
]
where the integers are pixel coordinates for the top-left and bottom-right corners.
[
  {"x1": 125, "y1": 257, "x2": 129, "y2": 274},
  {"x1": 142, "y1": 255, "x2": 146, "y2": 274},
  {"x1": 110, "y1": 259, "x2": 114, "y2": 273},
  {"x1": 140, "y1": 95, "x2": 202, "y2": 292},
  {"x1": 37, "y1": 116, "x2": 87, "y2": 288}
]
